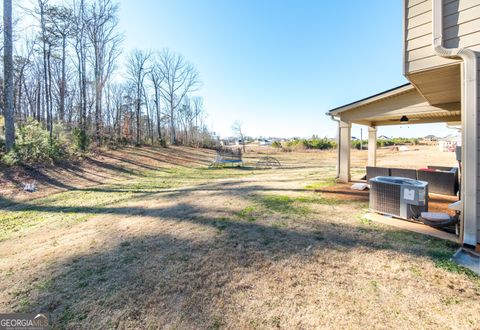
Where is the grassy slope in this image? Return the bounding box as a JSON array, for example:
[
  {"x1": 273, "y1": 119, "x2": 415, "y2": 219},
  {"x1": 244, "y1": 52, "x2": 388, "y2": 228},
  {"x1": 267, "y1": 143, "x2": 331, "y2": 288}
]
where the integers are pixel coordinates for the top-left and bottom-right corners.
[{"x1": 0, "y1": 166, "x2": 253, "y2": 241}]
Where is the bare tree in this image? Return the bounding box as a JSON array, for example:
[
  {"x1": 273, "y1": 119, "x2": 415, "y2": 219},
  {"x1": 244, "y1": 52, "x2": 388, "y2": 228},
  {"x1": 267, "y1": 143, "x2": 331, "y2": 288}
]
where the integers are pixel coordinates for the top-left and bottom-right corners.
[
  {"x1": 126, "y1": 49, "x2": 150, "y2": 145},
  {"x1": 3, "y1": 0, "x2": 15, "y2": 151},
  {"x1": 0, "y1": 1, "x2": 215, "y2": 155},
  {"x1": 85, "y1": 0, "x2": 122, "y2": 143},
  {"x1": 71, "y1": 0, "x2": 88, "y2": 149},
  {"x1": 13, "y1": 39, "x2": 36, "y2": 120},
  {"x1": 37, "y1": 0, "x2": 55, "y2": 143},
  {"x1": 149, "y1": 59, "x2": 165, "y2": 145},
  {"x1": 231, "y1": 120, "x2": 245, "y2": 152},
  {"x1": 157, "y1": 49, "x2": 199, "y2": 145},
  {"x1": 45, "y1": 4, "x2": 73, "y2": 122},
  {"x1": 191, "y1": 96, "x2": 204, "y2": 144}
]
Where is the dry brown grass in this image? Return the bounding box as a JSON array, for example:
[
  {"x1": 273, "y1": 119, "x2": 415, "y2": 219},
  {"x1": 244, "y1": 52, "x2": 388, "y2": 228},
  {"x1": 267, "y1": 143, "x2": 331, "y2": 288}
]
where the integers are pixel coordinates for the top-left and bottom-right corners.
[{"x1": 0, "y1": 145, "x2": 478, "y2": 329}]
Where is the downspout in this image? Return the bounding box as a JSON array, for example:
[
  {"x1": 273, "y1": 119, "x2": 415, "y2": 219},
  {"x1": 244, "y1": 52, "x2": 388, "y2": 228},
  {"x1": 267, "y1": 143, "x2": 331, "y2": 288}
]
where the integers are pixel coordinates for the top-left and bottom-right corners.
[
  {"x1": 329, "y1": 114, "x2": 341, "y2": 178},
  {"x1": 432, "y1": 0, "x2": 478, "y2": 246}
]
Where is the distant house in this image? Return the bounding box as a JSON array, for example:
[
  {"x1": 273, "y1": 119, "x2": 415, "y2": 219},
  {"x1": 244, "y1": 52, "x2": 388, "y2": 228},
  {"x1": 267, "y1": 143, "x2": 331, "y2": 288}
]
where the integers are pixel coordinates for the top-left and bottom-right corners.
[
  {"x1": 423, "y1": 134, "x2": 438, "y2": 141},
  {"x1": 257, "y1": 139, "x2": 272, "y2": 146},
  {"x1": 378, "y1": 135, "x2": 390, "y2": 140},
  {"x1": 351, "y1": 136, "x2": 359, "y2": 141},
  {"x1": 438, "y1": 134, "x2": 460, "y2": 152}
]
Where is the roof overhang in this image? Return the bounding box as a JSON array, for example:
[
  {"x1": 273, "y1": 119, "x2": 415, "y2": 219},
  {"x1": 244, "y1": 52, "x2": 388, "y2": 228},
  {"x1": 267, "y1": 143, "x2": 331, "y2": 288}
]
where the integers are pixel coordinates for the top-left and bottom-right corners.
[
  {"x1": 326, "y1": 83, "x2": 460, "y2": 126},
  {"x1": 327, "y1": 83, "x2": 414, "y2": 116}
]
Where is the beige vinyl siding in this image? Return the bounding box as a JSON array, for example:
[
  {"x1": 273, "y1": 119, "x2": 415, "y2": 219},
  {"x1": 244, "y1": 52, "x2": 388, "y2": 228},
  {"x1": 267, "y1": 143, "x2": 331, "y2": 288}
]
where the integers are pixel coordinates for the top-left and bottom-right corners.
[
  {"x1": 444, "y1": 6, "x2": 480, "y2": 50},
  {"x1": 444, "y1": 0, "x2": 480, "y2": 51},
  {"x1": 444, "y1": 0, "x2": 479, "y2": 16},
  {"x1": 404, "y1": 0, "x2": 480, "y2": 74},
  {"x1": 404, "y1": 0, "x2": 456, "y2": 73},
  {"x1": 444, "y1": 31, "x2": 480, "y2": 50},
  {"x1": 442, "y1": 1, "x2": 480, "y2": 51}
]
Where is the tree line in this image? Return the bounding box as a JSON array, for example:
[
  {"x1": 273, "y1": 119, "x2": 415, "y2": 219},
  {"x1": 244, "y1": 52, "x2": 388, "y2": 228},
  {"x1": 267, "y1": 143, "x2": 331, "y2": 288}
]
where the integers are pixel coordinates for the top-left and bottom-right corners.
[{"x1": 1, "y1": 0, "x2": 213, "y2": 160}]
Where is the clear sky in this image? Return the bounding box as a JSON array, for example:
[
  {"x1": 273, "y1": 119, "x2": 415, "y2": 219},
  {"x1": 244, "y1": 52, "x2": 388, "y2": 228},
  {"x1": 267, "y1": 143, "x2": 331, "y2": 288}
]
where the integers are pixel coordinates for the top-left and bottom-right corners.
[{"x1": 40, "y1": 1, "x2": 463, "y2": 139}]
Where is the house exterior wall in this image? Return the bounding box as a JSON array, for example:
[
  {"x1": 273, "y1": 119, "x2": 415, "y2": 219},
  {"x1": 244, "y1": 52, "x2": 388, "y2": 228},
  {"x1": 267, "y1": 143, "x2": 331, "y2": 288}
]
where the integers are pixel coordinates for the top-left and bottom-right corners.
[{"x1": 405, "y1": 0, "x2": 480, "y2": 74}]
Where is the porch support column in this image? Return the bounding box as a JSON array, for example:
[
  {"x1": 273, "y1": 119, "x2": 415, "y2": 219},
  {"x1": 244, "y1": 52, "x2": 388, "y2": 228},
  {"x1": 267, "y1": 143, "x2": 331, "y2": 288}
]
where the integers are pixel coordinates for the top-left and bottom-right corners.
[
  {"x1": 368, "y1": 126, "x2": 377, "y2": 167},
  {"x1": 338, "y1": 120, "x2": 351, "y2": 183}
]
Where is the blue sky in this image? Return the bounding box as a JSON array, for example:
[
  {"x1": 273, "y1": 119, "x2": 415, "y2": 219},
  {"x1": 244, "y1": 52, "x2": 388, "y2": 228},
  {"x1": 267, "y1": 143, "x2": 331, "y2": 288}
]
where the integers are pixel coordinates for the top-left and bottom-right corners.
[{"x1": 116, "y1": 1, "x2": 456, "y2": 138}]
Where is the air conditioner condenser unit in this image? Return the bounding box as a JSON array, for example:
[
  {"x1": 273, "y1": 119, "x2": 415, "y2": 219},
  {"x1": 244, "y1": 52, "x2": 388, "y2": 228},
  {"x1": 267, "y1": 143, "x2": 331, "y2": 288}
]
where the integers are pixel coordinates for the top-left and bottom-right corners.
[{"x1": 369, "y1": 176, "x2": 428, "y2": 219}]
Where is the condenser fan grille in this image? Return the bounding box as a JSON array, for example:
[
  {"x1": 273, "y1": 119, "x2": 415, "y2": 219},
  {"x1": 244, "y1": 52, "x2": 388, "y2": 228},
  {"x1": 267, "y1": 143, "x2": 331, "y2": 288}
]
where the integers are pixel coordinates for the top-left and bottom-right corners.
[{"x1": 370, "y1": 181, "x2": 401, "y2": 216}]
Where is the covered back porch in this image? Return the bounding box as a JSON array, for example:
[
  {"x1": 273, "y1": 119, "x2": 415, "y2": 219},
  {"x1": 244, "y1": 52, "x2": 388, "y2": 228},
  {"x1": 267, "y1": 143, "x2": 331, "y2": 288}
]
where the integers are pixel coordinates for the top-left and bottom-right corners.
[
  {"x1": 328, "y1": 83, "x2": 460, "y2": 183},
  {"x1": 327, "y1": 83, "x2": 465, "y2": 243}
]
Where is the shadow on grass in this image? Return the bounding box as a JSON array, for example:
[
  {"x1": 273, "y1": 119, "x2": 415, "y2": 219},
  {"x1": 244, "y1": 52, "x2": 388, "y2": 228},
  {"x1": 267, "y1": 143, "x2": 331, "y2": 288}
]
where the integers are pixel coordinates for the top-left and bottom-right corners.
[
  {"x1": 84, "y1": 157, "x2": 142, "y2": 177},
  {"x1": 2, "y1": 167, "x2": 477, "y2": 328},
  {"x1": 5, "y1": 195, "x2": 474, "y2": 327}
]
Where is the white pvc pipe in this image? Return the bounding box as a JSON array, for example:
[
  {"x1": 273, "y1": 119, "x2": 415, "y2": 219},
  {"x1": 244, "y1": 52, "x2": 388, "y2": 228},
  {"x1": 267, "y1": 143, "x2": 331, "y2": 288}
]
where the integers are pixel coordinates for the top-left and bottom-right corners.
[{"x1": 432, "y1": 0, "x2": 478, "y2": 246}]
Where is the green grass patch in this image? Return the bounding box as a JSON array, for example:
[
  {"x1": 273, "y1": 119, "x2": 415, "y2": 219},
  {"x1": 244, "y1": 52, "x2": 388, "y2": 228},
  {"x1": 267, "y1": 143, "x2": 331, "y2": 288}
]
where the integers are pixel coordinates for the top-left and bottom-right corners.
[
  {"x1": 258, "y1": 195, "x2": 306, "y2": 214},
  {"x1": 427, "y1": 246, "x2": 478, "y2": 279},
  {"x1": 0, "y1": 166, "x2": 254, "y2": 240},
  {"x1": 381, "y1": 233, "x2": 479, "y2": 280},
  {"x1": 257, "y1": 194, "x2": 340, "y2": 216},
  {"x1": 236, "y1": 206, "x2": 258, "y2": 222},
  {"x1": 305, "y1": 177, "x2": 337, "y2": 190},
  {"x1": 410, "y1": 266, "x2": 422, "y2": 277},
  {"x1": 33, "y1": 278, "x2": 53, "y2": 290},
  {"x1": 213, "y1": 217, "x2": 230, "y2": 231},
  {"x1": 441, "y1": 296, "x2": 461, "y2": 305},
  {"x1": 238, "y1": 193, "x2": 344, "y2": 222},
  {"x1": 18, "y1": 298, "x2": 31, "y2": 312},
  {"x1": 384, "y1": 230, "x2": 423, "y2": 245},
  {"x1": 357, "y1": 214, "x2": 379, "y2": 229}
]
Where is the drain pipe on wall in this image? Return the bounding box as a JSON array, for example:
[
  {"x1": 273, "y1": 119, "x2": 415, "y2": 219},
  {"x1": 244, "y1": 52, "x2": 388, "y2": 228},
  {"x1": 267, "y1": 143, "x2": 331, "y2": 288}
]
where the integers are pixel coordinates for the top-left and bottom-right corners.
[
  {"x1": 329, "y1": 115, "x2": 341, "y2": 179},
  {"x1": 432, "y1": 0, "x2": 478, "y2": 246}
]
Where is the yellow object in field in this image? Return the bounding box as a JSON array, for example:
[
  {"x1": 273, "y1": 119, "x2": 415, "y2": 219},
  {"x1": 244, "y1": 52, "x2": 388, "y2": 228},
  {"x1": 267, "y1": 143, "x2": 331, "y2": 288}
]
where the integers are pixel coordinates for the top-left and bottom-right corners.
[{"x1": 0, "y1": 115, "x2": 4, "y2": 129}]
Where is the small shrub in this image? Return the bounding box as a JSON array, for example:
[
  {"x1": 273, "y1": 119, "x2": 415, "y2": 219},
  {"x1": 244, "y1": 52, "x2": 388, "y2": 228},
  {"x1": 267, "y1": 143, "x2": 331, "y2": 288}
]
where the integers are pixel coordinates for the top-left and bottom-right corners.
[
  {"x1": 271, "y1": 141, "x2": 282, "y2": 148},
  {"x1": 350, "y1": 138, "x2": 420, "y2": 149},
  {"x1": 72, "y1": 128, "x2": 89, "y2": 152},
  {"x1": 196, "y1": 134, "x2": 219, "y2": 149},
  {"x1": 0, "y1": 136, "x2": 5, "y2": 154},
  {"x1": 283, "y1": 137, "x2": 335, "y2": 151},
  {"x1": 1, "y1": 119, "x2": 72, "y2": 165},
  {"x1": 159, "y1": 138, "x2": 167, "y2": 148},
  {"x1": 377, "y1": 138, "x2": 419, "y2": 148},
  {"x1": 351, "y1": 140, "x2": 367, "y2": 150}
]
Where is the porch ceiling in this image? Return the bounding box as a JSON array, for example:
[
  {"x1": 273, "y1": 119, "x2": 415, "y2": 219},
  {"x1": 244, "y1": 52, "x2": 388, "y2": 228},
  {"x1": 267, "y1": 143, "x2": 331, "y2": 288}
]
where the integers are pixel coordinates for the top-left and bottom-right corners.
[
  {"x1": 327, "y1": 83, "x2": 461, "y2": 127},
  {"x1": 407, "y1": 64, "x2": 461, "y2": 106}
]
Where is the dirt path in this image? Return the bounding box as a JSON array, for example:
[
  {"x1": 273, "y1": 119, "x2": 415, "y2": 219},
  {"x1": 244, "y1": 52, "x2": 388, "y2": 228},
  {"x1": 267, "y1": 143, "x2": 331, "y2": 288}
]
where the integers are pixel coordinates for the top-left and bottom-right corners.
[{"x1": 0, "y1": 146, "x2": 478, "y2": 329}]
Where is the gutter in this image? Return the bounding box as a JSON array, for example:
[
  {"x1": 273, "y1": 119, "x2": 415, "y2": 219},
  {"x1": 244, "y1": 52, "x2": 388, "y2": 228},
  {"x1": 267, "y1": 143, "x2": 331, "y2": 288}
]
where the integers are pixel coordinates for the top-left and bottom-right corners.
[
  {"x1": 432, "y1": 0, "x2": 478, "y2": 246},
  {"x1": 329, "y1": 115, "x2": 341, "y2": 178}
]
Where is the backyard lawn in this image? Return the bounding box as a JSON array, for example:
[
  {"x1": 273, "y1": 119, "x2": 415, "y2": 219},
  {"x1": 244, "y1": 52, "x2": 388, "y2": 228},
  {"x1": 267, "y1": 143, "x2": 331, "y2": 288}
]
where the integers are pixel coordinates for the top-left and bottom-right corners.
[{"x1": 0, "y1": 146, "x2": 479, "y2": 329}]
